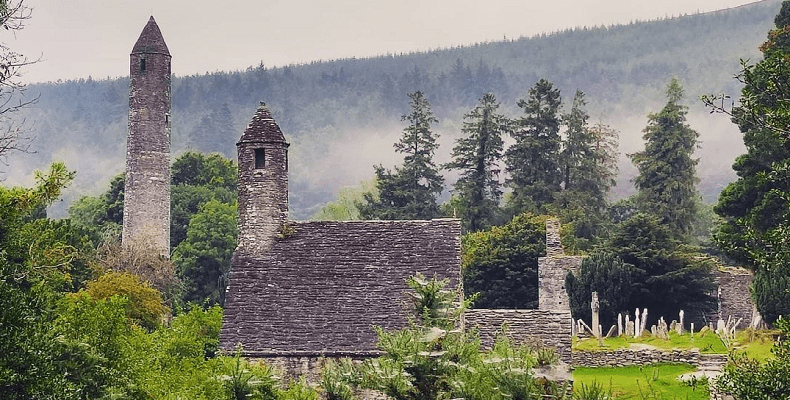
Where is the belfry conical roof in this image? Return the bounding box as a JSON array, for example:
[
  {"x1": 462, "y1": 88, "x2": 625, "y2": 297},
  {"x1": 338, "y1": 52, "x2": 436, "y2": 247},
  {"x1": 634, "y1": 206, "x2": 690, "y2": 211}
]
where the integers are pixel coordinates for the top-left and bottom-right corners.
[
  {"x1": 132, "y1": 16, "x2": 170, "y2": 56},
  {"x1": 239, "y1": 102, "x2": 287, "y2": 144}
]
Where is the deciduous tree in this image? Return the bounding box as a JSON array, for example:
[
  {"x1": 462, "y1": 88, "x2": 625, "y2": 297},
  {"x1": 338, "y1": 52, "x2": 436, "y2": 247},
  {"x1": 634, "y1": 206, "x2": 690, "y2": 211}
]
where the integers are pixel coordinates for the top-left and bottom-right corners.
[{"x1": 462, "y1": 213, "x2": 547, "y2": 309}]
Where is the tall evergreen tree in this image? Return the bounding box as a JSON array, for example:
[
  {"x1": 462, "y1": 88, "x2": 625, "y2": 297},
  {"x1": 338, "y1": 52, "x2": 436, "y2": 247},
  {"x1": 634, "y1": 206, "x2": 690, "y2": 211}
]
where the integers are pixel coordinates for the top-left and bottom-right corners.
[
  {"x1": 445, "y1": 93, "x2": 509, "y2": 232},
  {"x1": 552, "y1": 91, "x2": 619, "y2": 250},
  {"x1": 629, "y1": 78, "x2": 699, "y2": 239},
  {"x1": 710, "y1": 1, "x2": 790, "y2": 323},
  {"x1": 360, "y1": 91, "x2": 444, "y2": 220},
  {"x1": 505, "y1": 79, "x2": 562, "y2": 214}
]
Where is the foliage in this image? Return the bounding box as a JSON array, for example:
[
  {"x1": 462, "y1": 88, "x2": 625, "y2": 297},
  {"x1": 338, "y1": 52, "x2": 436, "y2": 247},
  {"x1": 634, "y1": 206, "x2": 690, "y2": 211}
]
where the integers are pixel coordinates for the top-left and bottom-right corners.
[
  {"x1": 444, "y1": 92, "x2": 509, "y2": 232},
  {"x1": 630, "y1": 78, "x2": 700, "y2": 240},
  {"x1": 573, "y1": 380, "x2": 613, "y2": 400},
  {"x1": 221, "y1": 348, "x2": 280, "y2": 400},
  {"x1": 706, "y1": 2, "x2": 790, "y2": 324},
  {"x1": 607, "y1": 213, "x2": 716, "y2": 326},
  {"x1": 84, "y1": 270, "x2": 169, "y2": 331},
  {"x1": 68, "y1": 151, "x2": 237, "y2": 250},
  {"x1": 0, "y1": 0, "x2": 35, "y2": 163},
  {"x1": 53, "y1": 292, "x2": 138, "y2": 398},
  {"x1": 170, "y1": 151, "x2": 238, "y2": 249},
  {"x1": 552, "y1": 91, "x2": 619, "y2": 251},
  {"x1": 716, "y1": 317, "x2": 790, "y2": 399},
  {"x1": 573, "y1": 364, "x2": 705, "y2": 400},
  {"x1": 97, "y1": 236, "x2": 179, "y2": 304},
  {"x1": 750, "y1": 232, "x2": 790, "y2": 323},
  {"x1": 566, "y1": 252, "x2": 635, "y2": 328},
  {"x1": 0, "y1": 272, "x2": 67, "y2": 398},
  {"x1": 359, "y1": 91, "x2": 444, "y2": 220},
  {"x1": 462, "y1": 213, "x2": 547, "y2": 309},
  {"x1": 312, "y1": 178, "x2": 377, "y2": 221},
  {"x1": 505, "y1": 79, "x2": 563, "y2": 214},
  {"x1": 322, "y1": 274, "x2": 565, "y2": 400},
  {"x1": 69, "y1": 172, "x2": 124, "y2": 239},
  {"x1": 0, "y1": 163, "x2": 87, "y2": 398},
  {"x1": 172, "y1": 199, "x2": 238, "y2": 306}
]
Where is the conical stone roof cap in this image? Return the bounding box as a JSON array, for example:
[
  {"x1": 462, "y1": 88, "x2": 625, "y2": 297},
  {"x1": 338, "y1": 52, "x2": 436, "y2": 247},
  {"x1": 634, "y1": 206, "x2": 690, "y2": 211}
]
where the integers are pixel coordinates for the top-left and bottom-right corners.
[
  {"x1": 132, "y1": 16, "x2": 170, "y2": 56},
  {"x1": 239, "y1": 102, "x2": 288, "y2": 145}
]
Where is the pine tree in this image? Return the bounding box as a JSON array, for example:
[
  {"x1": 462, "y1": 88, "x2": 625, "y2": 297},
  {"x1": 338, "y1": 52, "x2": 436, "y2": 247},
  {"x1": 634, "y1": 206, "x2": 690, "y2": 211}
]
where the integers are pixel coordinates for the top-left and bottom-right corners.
[
  {"x1": 445, "y1": 93, "x2": 509, "y2": 232},
  {"x1": 505, "y1": 79, "x2": 562, "y2": 214},
  {"x1": 553, "y1": 91, "x2": 619, "y2": 249},
  {"x1": 360, "y1": 91, "x2": 444, "y2": 220},
  {"x1": 711, "y1": 1, "x2": 790, "y2": 323},
  {"x1": 629, "y1": 78, "x2": 699, "y2": 239}
]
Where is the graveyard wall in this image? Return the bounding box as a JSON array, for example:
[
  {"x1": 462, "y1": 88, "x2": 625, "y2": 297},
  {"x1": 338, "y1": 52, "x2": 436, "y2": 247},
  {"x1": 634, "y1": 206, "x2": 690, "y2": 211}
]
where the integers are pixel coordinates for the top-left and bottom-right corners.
[{"x1": 572, "y1": 348, "x2": 727, "y2": 368}]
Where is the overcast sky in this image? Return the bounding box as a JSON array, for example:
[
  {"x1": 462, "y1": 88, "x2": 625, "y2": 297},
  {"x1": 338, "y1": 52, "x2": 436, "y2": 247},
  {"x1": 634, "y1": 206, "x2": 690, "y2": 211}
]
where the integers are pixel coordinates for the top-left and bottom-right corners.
[{"x1": 10, "y1": 0, "x2": 758, "y2": 84}]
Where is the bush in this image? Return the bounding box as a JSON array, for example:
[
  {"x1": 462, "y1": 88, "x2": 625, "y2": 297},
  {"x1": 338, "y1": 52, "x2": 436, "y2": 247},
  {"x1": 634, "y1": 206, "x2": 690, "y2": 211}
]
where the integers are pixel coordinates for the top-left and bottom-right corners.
[{"x1": 85, "y1": 270, "x2": 169, "y2": 331}]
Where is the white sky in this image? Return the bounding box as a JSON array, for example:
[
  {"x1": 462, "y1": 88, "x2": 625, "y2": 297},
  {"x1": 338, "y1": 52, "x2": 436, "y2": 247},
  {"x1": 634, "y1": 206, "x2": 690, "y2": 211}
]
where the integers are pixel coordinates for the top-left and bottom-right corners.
[{"x1": 10, "y1": 0, "x2": 758, "y2": 84}]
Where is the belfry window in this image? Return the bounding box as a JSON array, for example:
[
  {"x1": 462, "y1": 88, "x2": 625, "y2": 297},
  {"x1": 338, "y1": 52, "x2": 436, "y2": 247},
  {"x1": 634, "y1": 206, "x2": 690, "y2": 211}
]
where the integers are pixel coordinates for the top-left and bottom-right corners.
[{"x1": 255, "y1": 148, "x2": 265, "y2": 169}]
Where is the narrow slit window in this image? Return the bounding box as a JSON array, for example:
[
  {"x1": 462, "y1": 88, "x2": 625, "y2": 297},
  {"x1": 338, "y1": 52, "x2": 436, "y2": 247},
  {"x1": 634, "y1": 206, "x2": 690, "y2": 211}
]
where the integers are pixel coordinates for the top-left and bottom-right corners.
[
  {"x1": 254, "y1": 148, "x2": 265, "y2": 169},
  {"x1": 140, "y1": 58, "x2": 146, "y2": 72}
]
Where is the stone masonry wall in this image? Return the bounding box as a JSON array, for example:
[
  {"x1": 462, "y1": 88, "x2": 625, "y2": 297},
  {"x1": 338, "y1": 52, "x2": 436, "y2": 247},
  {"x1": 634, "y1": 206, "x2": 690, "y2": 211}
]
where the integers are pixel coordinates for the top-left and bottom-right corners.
[
  {"x1": 538, "y1": 218, "x2": 583, "y2": 312},
  {"x1": 712, "y1": 267, "x2": 755, "y2": 327},
  {"x1": 123, "y1": 19, "x2": 171, "y2": 256},
  {"x1": 464, "y1": 309, "x2": 574, "y2": 364},
  {"x1": 236, "y1": 141, "x2": 289, "y2": 256},
  {"x1": 573, "y1": 348, "x2": 727, "y2": 369}
]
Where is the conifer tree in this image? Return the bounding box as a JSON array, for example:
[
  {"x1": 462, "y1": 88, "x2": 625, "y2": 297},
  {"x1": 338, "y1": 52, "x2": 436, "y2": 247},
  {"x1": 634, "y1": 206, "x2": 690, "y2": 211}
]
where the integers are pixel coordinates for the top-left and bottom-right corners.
[
  {"x1": 360, "y1": 91, "x2": 444, "y2": 220},
  {"x1": 709, "y1": 1, "x2": 790, "y2": 323},
  {"x1": 445, "y1": 93, "x2": 509, "y2": 232},
  {"x1": 553, "y1": 91, "x2": 619, "y2": 249},
  {"x1": 629, "y1": 78, "x2": 699, "y2": 239},
  {"x1": 505, "y1": 79, "x2": 562, "y2": 214}
]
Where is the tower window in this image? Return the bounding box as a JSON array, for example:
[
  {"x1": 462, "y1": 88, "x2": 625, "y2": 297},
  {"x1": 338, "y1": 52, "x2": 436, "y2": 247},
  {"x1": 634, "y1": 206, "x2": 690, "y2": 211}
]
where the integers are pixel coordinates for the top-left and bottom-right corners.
[
  {"x1": 255, "y1": 148, "x2": 265, "y2": 169},
  {"x1": 140, "y1": 58, "x2": 146, "y2": 72}
]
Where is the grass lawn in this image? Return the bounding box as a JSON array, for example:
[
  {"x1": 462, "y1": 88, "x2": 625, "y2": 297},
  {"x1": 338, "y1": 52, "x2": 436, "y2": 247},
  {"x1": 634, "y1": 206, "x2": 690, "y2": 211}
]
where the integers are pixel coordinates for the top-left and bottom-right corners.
[
  {"x1": 574, "y1": 328, "x2": 778, "y2": 358},
  {"x1": 573, "y1": 364, "x2": 709, "y2": 400}
]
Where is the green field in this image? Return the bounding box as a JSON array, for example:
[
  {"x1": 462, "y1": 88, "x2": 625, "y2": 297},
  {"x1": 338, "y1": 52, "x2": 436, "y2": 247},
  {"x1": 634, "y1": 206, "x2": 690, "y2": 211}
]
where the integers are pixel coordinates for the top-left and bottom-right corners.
[
  {"x1": 573, "y1": 364, "x2": 709, "y2": 400},
  {"x1": 573, "y1": 329, "x2": 778, "y2": 359}
]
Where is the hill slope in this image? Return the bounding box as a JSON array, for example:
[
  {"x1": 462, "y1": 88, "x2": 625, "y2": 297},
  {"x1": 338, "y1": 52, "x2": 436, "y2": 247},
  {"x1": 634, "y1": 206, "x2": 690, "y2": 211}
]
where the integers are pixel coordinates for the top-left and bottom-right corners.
[{"x1": 5, "y1": 0, "x2": 782, "y2": 219}]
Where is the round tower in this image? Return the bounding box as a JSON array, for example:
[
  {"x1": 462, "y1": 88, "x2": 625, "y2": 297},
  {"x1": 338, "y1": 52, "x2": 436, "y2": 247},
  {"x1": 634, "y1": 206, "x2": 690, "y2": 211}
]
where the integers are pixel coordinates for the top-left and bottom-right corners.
[
  {"x1": 236, "y1": 103, "x2": 290, "y2": 256},
  {"x1": 123, "y1": 16, "x2": 172, "y2": 256}
]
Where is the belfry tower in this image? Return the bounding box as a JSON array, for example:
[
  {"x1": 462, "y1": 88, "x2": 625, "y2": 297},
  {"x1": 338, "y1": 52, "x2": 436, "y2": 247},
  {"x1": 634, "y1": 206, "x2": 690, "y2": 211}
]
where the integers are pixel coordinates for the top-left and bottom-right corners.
[
  {"x1": 122, "y1": 16, "x2": 172, "y2": 255},
  {"x1": 235, "y1": 103, "x2": 290, "y2": 256}
]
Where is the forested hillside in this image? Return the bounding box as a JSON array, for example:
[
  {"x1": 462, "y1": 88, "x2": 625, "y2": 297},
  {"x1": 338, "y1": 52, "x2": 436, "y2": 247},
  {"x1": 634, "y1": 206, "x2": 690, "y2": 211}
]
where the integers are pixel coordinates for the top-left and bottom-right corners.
[{"x1": 6, "y1": 0, "x2": 782, "y2": 219}]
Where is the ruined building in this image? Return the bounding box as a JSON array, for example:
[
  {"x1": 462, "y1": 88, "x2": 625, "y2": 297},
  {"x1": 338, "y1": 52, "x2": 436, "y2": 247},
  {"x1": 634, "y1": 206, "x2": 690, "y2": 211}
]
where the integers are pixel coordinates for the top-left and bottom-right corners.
[{"x1": 123, "y1": 16, "x2": 172, "y2": 256}]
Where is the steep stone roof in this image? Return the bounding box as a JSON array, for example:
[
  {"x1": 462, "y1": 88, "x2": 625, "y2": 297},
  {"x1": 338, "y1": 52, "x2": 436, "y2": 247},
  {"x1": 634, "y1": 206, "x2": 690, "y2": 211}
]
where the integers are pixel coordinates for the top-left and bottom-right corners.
[
  {"x1": 132, "y1": 16, "x2": 170, "y2": 56},
  {"x1": 238, "y1": 103, "x2": 287, "y2": 145},
  {"x1": 220, "y1": 219, "x2": 461, "y2": 356}
]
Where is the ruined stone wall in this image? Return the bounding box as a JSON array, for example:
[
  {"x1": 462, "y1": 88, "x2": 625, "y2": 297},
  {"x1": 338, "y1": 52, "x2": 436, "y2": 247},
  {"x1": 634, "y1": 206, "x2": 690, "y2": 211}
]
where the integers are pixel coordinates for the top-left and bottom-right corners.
[
  {"x1": 572, "y1": 348, "x2": 727, "y2": 369},
  {"x1": 712, "y1": 267, "x2": 755, "y2": 327},
  {"x1": 538, "y1": 218, "x2": 583, "y2": 312},
  {"x1": 464, "y1": 309, "x2": 574, "y2": 364},
  {"x1": 123, "y1": 22, "x2": 171, "y2": 256}
]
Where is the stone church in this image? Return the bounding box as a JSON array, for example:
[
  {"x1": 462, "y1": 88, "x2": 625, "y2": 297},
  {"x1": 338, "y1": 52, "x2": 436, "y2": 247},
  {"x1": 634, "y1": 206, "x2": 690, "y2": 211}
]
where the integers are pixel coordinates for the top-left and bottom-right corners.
[{"x1": 122, "y1": 17, "x2": 756, "y2": 381}]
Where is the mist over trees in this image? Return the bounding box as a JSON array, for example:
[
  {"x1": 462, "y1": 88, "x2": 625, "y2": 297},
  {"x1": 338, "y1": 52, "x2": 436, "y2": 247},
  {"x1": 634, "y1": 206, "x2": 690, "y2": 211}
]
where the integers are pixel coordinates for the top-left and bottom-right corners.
[{"x1": 4, "y1": 0, "x2": 782, "y2": 220}]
